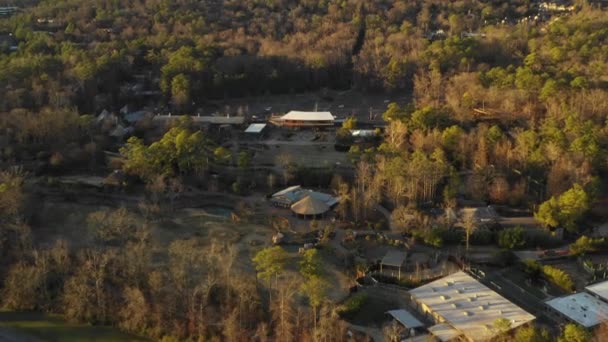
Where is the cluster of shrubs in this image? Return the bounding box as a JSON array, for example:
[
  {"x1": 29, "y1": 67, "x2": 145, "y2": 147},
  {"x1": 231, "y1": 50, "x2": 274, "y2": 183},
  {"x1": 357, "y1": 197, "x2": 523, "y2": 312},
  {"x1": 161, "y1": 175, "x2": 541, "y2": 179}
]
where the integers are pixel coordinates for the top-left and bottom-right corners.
[
  {"x1": 412, "y1": 226, "x2": 562, "y2": 250},
  {"x1": 523, "y1": 260, "x2": 575, "y2": 293},
  {"x1": 336, "y1": 293, "x2": 368, "y2": 320}
]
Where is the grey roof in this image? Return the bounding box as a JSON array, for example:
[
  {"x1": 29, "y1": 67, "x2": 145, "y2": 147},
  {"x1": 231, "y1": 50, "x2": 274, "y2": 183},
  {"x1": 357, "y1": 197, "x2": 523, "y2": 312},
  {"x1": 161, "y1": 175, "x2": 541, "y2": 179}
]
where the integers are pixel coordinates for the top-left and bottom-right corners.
[
  {"x1": 272, "y1": 186, "x2": 338, "y2": 207},
  {"x1": 386, "y1": 309, "x2": 424, "y2": 329},
  {"x1": 428, "y1": 323, "x2": 461, "y2": 342},
  {"x1": 124, "y1": 111, "x2": 147, "y2": 123},
  {"x1": 308, "y1": 191, "x2": 339, "y2": 207},
  {"x1": 272, "y1": 185, "x2": 302, "y2": 197},
  {"x1": 381, "y1": 250, "x2": 407, "y2": 268},
  {"x1": 460, "y1": 207, "x2": 499, "y2": 222},
  {"x1": 546, "y1": 292, "x2": 608, "y2": 328}
]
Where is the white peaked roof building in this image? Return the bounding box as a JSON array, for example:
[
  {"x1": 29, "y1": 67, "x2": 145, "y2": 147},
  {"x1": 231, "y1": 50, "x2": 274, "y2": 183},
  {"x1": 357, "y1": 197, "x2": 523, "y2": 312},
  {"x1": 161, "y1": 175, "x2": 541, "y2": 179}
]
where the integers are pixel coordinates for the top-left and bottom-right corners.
[
  {"x1": 281, "y1": 111, "x2": 334, "y2": 121},
  {"x1": 270, "y1": 111, "x2": 335, "y2": 127},
  {"x1": 409, "y1": 271, "x2": 535, "y2": 341}
]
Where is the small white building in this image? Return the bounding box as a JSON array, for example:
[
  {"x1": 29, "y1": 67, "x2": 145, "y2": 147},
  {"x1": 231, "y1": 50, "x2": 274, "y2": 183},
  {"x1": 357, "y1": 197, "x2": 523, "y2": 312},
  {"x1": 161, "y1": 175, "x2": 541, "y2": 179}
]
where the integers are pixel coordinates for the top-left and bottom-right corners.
[
  {"x1": 244, "y1": 123, "x2": 267, "y2": 134},
  {"x1": 350, "y1": 129, "x2": 377, "y2": 138},
  {"x1": 545, "y1": 292, "x2": 608, "y2": 328}
]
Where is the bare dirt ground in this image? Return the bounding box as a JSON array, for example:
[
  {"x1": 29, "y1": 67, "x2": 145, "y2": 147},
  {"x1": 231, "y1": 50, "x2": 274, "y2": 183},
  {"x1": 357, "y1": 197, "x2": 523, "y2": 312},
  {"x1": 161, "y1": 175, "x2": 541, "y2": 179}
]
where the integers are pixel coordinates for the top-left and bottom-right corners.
[
  {"x1": 249, "y1": 130, "x2": 352, "y2": 167},
  {"x1": 253, "y1": 142, "x2": 350, "y2": 168}
]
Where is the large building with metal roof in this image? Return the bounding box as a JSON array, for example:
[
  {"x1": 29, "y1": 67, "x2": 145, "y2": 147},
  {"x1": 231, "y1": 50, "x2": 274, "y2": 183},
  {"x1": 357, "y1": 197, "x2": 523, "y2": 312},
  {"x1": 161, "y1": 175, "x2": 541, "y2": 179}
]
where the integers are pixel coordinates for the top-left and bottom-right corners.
[{"x1": 409, "y1": 271, "x2": 535, "y2": 341}]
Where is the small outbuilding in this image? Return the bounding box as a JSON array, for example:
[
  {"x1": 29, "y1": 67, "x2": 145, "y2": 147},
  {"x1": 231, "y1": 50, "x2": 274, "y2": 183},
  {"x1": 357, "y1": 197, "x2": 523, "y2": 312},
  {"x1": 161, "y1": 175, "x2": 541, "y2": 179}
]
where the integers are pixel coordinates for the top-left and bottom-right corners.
[
  {"x1": 585, "y1": 279, "x2": 608, "y2": 303},
  {"x1": 386, "y1": 309, "x2": 424, "y2": 330},
  {"x1": 380, "y1": 250, "x2": 408, "y2": 279},
  {"x1": 244, "y1": 123, "x2": 267, "y2": 134},
  {"x1": 545, "y1": 292, "x2": 608, "y2": 328},
  {"x1": 124, "y1": 110, "x2": 148, "y2": 124},
  {"x1": 271, "y1": 185, "x2": 305, "y2": 207}
]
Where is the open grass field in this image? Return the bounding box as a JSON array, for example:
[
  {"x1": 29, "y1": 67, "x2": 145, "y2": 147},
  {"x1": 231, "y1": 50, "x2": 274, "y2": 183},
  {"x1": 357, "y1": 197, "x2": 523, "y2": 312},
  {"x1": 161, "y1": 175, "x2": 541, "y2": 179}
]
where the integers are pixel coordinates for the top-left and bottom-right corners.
[{"x1": 0, "y1": 312, "x2": 146, "y2": 342}]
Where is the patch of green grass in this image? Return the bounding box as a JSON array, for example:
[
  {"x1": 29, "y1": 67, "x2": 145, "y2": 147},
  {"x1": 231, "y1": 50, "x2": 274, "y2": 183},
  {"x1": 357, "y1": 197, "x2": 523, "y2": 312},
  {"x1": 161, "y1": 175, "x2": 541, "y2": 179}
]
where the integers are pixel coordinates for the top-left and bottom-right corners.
[
  {"x1": 337, "y1": 293, "x2": 369, "y2": 320},
  {"x1": 0, "y1": 312, "x2": 146, "y2": 342}
]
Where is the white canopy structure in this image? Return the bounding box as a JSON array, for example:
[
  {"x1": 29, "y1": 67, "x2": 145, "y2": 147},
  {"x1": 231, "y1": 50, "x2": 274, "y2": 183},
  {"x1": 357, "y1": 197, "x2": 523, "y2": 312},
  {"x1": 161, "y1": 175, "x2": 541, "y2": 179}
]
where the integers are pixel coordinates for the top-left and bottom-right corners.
[
  {"x1": 270, "y1": 111, "x2": 334, "y2": 128},
  {"x1": 244, "y1": 123, "x2": 267, "y2": 133}
]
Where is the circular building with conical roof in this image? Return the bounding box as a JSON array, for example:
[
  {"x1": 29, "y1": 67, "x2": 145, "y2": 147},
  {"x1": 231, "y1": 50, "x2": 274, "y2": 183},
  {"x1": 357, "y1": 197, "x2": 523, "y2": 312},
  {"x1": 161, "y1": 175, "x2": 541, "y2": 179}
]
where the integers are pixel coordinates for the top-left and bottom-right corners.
[{"x1": 290, "y1": 195, "x2": 330, "y2": 218}]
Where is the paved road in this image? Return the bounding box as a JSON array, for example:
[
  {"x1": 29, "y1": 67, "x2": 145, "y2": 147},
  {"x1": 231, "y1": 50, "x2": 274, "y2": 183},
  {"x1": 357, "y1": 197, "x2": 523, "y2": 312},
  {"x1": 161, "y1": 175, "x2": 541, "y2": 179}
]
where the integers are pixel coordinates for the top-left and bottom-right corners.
[
  {"x1": 499, "y1": 216, "x2": 541, "y2": 228},
  {"x1": 0, "y1": 328, "x2": 44, "y2": 342},
  {"x1": 477, "y1": 267, "x2": 562, "y2": 327}
]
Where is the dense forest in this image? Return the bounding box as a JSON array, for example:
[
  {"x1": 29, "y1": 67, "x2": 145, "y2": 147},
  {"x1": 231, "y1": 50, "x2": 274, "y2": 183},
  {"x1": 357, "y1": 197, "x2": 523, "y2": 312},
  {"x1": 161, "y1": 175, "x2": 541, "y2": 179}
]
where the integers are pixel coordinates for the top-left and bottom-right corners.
[{"x1": 1, "y1": 0, "x2": 608, "y2": 341}]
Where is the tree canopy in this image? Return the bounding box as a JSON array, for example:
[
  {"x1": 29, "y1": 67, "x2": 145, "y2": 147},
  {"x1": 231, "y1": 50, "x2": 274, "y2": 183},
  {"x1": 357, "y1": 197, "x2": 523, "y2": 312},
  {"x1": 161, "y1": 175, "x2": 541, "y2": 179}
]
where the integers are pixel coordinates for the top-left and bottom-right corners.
[
  {"x1": 120, "y1": 126, "x2": 214, "y2": 180},
  {"x1": 535, "y1": 184, "x2": 590, "y2": 232}
]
